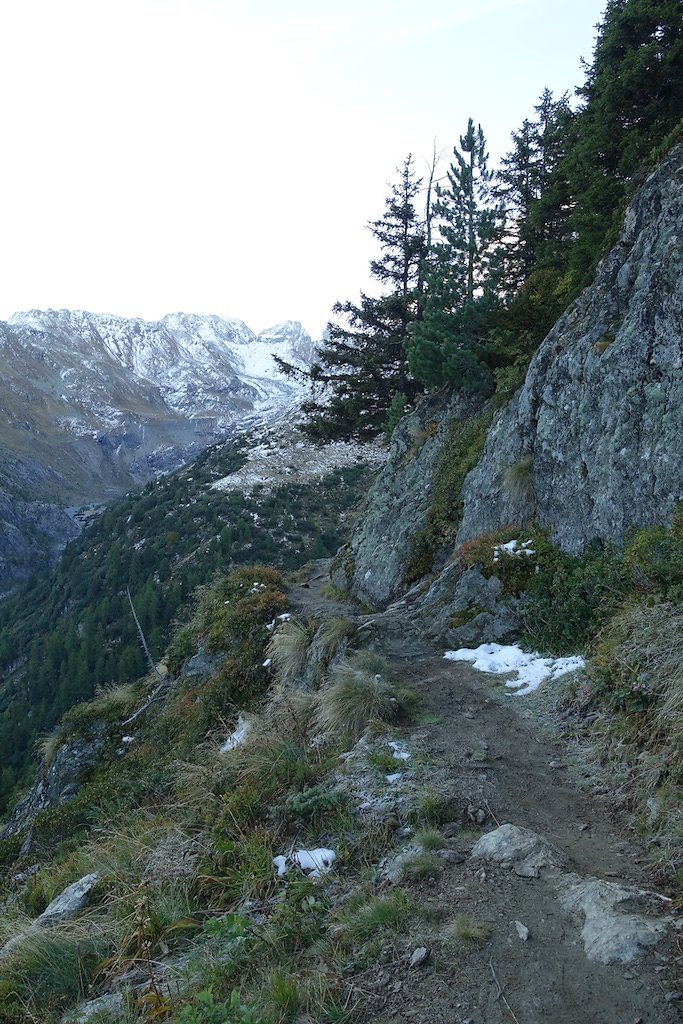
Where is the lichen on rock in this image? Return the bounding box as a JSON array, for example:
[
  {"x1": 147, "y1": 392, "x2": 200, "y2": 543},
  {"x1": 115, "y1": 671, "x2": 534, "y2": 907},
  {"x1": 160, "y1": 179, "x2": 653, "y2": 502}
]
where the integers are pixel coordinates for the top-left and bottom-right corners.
[{"x1": 458, "y1": 144, "x2": 683, "y2": 554}]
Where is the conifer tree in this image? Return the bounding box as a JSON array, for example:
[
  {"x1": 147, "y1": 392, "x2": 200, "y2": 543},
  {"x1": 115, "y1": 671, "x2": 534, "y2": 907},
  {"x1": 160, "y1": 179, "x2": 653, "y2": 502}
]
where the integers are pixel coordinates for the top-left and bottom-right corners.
[
  {"x1": 280, "y1": 156, "x2": 427, "y2": 442},
  {"x1": 408, "y1": 119, "x2": 505, "y2": 391},
  {"x1": 496, "y1": 90, "x2": 574, "y2": 289}
]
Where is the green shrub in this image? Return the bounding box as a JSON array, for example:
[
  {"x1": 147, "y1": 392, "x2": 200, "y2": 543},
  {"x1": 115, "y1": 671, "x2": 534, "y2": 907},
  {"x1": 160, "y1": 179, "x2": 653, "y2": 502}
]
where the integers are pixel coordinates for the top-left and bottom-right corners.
[
  {"x1": 0, "y1": 835, "x2": 22, "y2": 869},
  {"x1": 522, "y1": 543, "x2": 629, "y2": 653},
  {"x1": 274, "y1": 784, "x2": 348, "y2": 827},
  {"x1": 625, "y1": 526, "x2": 683, "y2": 599},
  {"x1": 457, "y1": 525, "x2": 629, "y2": 653},
  {"x1": 198, "y1": 830, "x2": 277, "y2": 907},
  {"x1": 398, "y1": 851, "x2": 443, "y2": 882},
  {"x1": 414, "y1": 793, "x2": 459, "y2": 826},
  {"x1": 385, "y1": 393, "x2": 409, "y2": 438},
  {"x1": 175, "y1": 990, "x2": 258, "y2": 1024},
  {"x1": 167, "y1": 626, "x2": 196, "y2": 675},
  {"x1": 61, "y1": 682, "x2": 141, "y2": 736},
  {"x1": 415, "y1": 828, "x2": 446, "y2": 851},
  {"x1": 333, "y1": 890, "x2": 419, "y2": 945}
]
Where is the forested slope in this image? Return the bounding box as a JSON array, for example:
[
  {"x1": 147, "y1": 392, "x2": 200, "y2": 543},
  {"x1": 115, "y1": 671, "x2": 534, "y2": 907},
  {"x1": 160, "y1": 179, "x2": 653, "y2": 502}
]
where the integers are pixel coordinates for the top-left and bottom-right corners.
[{"x1": 0, "y1": 425, "x2": 377, "y2": 809}]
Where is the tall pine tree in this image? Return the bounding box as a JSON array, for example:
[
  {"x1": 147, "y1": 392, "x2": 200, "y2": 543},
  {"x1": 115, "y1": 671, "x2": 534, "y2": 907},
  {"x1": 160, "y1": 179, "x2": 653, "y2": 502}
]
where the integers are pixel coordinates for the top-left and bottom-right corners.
[
  {"x1": 281, "y1": 156, "x2": 427, "y2": 442},
  {"x1": 408, "y1": 119, "x2": 505, "y2": 391}
]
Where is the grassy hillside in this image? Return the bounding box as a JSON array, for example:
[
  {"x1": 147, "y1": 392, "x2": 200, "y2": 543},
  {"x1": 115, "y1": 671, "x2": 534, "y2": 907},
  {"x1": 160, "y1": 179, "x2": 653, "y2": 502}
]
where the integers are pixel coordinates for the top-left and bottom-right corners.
[{"x1": 0, "y1": 566, "x2": 426, "y2": 1024}]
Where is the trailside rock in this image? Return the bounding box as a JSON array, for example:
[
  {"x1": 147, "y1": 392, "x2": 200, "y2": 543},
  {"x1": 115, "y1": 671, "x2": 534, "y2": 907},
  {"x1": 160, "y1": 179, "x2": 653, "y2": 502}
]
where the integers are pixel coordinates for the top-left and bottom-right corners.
[
  {"x1": 345, "y1": 391, "x2": 484, "y2": 609},
  {"x1": 558, "y1": 874, "x2": 671, "y2": 964},
  {"x1": 471, "y1": 823, "x2": 566, "y2": 878},
  {"x1": 61, "y1": 993, "x2": 124, "y2": 1023},
  {"x1": 458, "y1": 144, "x2": 683, "y2": 553},
  {"x1": 37, "y1": 873, "x2": 100, "y2": 926},
  {"x1": 404, "y1": 562, "x2": 521, "y2": 647}
]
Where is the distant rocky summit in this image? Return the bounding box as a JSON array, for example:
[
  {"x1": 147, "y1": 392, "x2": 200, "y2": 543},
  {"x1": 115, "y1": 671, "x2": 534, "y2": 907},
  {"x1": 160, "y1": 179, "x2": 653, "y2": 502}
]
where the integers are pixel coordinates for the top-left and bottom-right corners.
[{"x1": 0, "y1": 310, "x2": 315, "y2": 588}]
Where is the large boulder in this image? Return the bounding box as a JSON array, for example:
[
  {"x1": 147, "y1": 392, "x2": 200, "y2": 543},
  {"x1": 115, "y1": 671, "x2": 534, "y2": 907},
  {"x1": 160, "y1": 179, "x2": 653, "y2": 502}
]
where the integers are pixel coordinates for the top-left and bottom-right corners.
[{"x1": 37, "y1": 873, "x2": 100, "y2": 927}]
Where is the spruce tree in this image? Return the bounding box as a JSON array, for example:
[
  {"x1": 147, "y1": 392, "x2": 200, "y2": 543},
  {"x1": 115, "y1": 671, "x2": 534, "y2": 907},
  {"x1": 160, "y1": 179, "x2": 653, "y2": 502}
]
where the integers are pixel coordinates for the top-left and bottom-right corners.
[
  {"x1": 408, "y1": 119, "x2": 505, "y2": 391},
  {"x1": 280, "y1": 156, "x2": 427, "y2": 442},
  {"x1": 496, "y1": 90, "x2": 574, "y2": 289}
]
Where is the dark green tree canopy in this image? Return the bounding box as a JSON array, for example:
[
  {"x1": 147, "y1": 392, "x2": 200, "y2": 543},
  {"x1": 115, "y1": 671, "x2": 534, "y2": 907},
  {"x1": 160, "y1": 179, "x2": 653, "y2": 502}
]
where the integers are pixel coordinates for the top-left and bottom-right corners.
[
  {"x1": 566, "y1": 0, "x2": 683, "y2": 283},
  {"x1": 407, "y1": 119, "x2": 505, "y2": 392}
]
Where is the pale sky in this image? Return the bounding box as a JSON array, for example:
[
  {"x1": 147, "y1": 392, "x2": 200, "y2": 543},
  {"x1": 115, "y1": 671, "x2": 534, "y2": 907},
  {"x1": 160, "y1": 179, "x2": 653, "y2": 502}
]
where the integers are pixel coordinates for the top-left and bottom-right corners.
[{"x1": 0, "y1": 0, "x2": 606, "y2": 338}]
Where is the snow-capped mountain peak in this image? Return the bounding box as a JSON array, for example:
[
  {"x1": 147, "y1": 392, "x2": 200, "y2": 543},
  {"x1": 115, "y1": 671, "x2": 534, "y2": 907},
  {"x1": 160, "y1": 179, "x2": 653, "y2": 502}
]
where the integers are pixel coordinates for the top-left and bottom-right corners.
[{"x1": 2, "y1": 308, "x2": 316, "y2": 418}]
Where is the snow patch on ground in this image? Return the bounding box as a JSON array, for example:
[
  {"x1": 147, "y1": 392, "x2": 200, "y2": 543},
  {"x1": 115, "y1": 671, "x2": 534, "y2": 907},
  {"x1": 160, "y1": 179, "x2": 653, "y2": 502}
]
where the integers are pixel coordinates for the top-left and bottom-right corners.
[
  {"x1": 273, "y1": 848, "x2": 337, "y2": 879},
  {"x1": 219, "y1": 714, "x2": 251, "y2": 753},
  {"x1": 388, "y1": 740, "x2": 411, "y2": 761},
  {"x1": 493, "y1": 538, "x2": 535, "y2": 561},
  {"x1": 444, "y1": 643, "x2": 585, "y2": 695}
]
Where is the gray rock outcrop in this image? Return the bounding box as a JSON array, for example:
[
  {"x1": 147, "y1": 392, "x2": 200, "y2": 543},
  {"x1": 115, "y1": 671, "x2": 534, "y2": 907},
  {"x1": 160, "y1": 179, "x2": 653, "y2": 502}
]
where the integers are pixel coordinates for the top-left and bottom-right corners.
[
  {"x1": 62, "y1": 994, "x2": 124, "y2": 1023},
  {"x1": 473, "y1": 825, "x2": 673, "y2": 964},
  {"x1": 399, "y1": 562, "x2": 521, "y2": 648},
  {"x1": 558, "y1": 874, "x2": 671, "y2": 964},
  {"x1": 37, "y1": 873, "x2": 100, "y2": 927},
  {"x1": 2, "y1": 727, "x2": 107, "y2": 838},
  {"x1": 458, "y1": 144, "x2": 683, "y2": 553},
  {"x1": 341, "y1": 391, "x2": 483, "y2": 608}
]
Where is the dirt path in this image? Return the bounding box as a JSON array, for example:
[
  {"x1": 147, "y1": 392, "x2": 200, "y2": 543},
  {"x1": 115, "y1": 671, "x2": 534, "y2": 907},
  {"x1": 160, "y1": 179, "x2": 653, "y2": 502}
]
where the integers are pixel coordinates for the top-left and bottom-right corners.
[{"x1": 290, "y1": 562, "x2": 682, "y2": 1024}]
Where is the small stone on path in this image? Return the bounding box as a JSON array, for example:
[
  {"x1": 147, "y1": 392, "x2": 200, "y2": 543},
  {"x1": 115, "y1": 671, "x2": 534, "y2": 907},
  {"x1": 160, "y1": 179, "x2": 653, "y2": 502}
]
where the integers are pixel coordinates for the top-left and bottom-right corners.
[
  {"x1": 437, "y1": 849, "x2": 466, "y2": 864},
  {"x1": 514, "y1": 920, "x2": 530, "y2": 941},
  {"x1": 409, "y1": 946, "x2": 429, "y2": 968}
]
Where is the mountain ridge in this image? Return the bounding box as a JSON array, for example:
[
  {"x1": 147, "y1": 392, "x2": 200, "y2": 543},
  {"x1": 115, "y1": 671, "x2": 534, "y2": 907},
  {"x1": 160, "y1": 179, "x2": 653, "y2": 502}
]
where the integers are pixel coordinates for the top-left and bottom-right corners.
[{"x1": 0, "y1": 308, "x2": 317, "y2": 588}]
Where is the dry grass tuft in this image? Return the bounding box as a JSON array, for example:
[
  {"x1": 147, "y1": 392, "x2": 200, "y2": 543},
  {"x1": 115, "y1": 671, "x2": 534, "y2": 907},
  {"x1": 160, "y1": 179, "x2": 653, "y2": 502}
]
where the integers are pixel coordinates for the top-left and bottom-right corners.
[
  {"x1": 503, "y1": 455, "x2": 534, "y2": 504},
  {"x1": 308, "y1": 616, "x2": 356, "y2": 667},
  {"x1": 266, "y1": 618, "x2": 316, "y2": 686},
  {"x1": 313, "y1": 653, "x2": 402, "y2": 742}
]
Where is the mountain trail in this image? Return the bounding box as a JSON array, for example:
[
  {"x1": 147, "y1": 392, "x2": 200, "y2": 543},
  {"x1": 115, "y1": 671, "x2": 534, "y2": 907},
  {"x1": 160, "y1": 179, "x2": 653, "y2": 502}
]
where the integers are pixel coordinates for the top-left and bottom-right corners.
[{"x1": 289, "y1": 561, "x2": 682, "y2": 1024}]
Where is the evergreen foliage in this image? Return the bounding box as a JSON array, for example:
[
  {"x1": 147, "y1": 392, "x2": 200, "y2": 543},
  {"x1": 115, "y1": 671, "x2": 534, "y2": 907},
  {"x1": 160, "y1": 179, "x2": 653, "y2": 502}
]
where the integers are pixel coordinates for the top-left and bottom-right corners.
[
  {"x1": 408, "y1": 119, "x2": 505, "y2": 392},
  {"x1": 566, "y1": 0, "x2": 683, "y2": 284},
  {"x1": 282, "y1": 1, "x2": 683, "y2": 439},
  {"x1": 279, "y1": 156, "x2": 427, "y2": 441}
]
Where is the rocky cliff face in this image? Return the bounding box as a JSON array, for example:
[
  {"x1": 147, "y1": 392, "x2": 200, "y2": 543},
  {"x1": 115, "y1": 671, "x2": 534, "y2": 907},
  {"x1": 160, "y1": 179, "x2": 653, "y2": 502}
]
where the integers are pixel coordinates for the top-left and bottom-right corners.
[
  {"x1": 458, "y1": 145, "x2": 683, "y2": 552},
  {"x1": 0, "y1": 310, "x2": 316, "y2": 588},
  {"x1": 334, "y1": 392, "x2": 481, "y2": 608}
]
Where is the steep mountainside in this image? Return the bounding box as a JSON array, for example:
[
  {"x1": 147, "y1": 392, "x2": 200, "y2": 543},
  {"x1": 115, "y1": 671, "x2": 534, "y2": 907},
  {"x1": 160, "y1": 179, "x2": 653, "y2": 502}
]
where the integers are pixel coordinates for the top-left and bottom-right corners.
[
  {"x1": 0, "y1": 310, "x2": 315, "y2": 588},
  {"x1": 0, "y1": 409, "x2": 383, "y2": 801}
]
